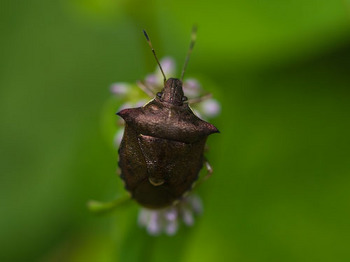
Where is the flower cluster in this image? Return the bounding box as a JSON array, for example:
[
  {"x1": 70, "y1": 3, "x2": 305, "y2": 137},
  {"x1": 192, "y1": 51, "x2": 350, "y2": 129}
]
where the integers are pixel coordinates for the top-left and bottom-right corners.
[
  {"x1": 138, "y1": 195, "x2": 203, "y2": 236},
  {"x1": 110, "y1": 57, "x2": 220, "y2": 235}
]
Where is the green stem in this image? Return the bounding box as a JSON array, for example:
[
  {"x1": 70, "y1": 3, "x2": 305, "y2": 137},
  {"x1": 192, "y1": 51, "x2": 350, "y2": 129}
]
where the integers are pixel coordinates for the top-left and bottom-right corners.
[{"x1": 87, "y1": 195, "x2": 130, "y2": 214}]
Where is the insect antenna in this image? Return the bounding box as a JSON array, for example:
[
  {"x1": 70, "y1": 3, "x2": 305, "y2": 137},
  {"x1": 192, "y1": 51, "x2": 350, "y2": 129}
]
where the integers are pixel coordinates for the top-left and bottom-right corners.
[
  {"x1": 143, "y1": 30, "x2": 167, "y2": 84},
  {"x1": 180, "y1": 25, "x2": 197, "y2": 82}
]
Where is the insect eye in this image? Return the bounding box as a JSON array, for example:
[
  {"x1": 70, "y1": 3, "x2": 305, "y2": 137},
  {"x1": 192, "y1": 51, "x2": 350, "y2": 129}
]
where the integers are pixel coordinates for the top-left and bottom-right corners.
[
  {"x1": 182, "y1": 96, "x2": 188, "y2": 102},
  {"x1": 156, "y1": 92, "x2": 162, "y2": 98}
]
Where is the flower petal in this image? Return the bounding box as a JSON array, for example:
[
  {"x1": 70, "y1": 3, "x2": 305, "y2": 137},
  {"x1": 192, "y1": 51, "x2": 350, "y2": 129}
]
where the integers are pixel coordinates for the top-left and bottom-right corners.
[
  {"x1": 200, "y1": 98, "x2": 221, "y2": 118},
  {"x1": 110, "y1": 82, "x2": 131, "y2": 96},
  {"x1": 147, "y1": 211, "x2": 162, "y2": 235},
  {"x1": 160, "y1": 57, "x2": 176, "y2": 76},
  {"x1": 165, "y1": 207, "x2": 178, "y2": 221},
  {"x1": 145, "y1": 74, "x2": 159, "y2": 87},
  {"x1": 182, "y1": 207, "x2": 194, "y2": 226},
  {"x1": 138, "y1": 208, "x2": 150, "y2": 227},
  {"x1": 189, "y1": 195, "x2": 203, "y2": 215},
  {"x1": 183, "y1": 78, "x2": 202, "y2": 97},
  {"x1": 165, "y1": 219, "x2": 178, "y2": 236}
]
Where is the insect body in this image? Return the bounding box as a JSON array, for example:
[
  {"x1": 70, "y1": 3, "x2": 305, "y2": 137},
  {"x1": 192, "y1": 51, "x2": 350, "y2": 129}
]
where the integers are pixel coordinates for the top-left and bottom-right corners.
[{"x1": 117, "y1": 28, "x2": 219, "y2": 209}]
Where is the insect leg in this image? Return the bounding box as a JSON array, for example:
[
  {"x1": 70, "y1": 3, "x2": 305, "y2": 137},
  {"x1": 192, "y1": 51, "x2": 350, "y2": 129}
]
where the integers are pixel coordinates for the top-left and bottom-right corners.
[
  {"x1": 187, "y1": 93, "x2": 212, "y2": 104},
  {"x1": 203, "y1": 158, "x2": 213, "y2": 181},
  {"x1": 191, "y1": 157, "x2": 213, "y2": 190},
  {"x1": 136, "y1": 80, "x2": 157, "y2": 97}
]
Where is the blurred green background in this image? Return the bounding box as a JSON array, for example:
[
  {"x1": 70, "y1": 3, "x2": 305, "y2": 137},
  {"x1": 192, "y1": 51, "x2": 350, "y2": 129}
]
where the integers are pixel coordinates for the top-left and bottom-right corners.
[{"x1": 1, "y1": 0, "x2": 350, "y2": 261}]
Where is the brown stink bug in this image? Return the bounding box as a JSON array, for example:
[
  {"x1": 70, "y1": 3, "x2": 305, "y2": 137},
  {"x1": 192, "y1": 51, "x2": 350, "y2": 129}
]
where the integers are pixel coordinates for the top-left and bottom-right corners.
[{"x1": 117, "y1": 27, "x2": 219, "y2": 210}]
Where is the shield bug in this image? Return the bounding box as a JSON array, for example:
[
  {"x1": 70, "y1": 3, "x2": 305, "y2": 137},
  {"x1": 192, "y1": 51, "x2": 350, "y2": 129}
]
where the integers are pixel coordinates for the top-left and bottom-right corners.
[{"x1": 117, "y1": 27, "x2": 219, "y2": 209}]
